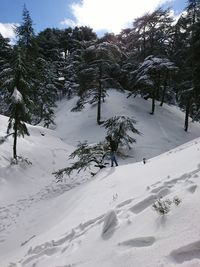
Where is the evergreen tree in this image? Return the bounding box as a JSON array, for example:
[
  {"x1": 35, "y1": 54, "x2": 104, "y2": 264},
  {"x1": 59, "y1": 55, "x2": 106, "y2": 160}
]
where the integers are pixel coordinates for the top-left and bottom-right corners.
[
  {"x1": 54, "y1": 141, "x2": 107, "y2": 180},
  {"x1": 15, "y1": 4, "x2": 38, "y2": 63},
  {"x1": 71, "y1": 26, "x2": 97, "y2": 47},
  {"x1": 0, "y1": 33, "x2": 11, "y2": 61},
  {"x1": 0, "y1": 46, "x2": 31, "y2": 107},
  {"x1": 77, "y1": 42, "x2": 123, "y2": 124},
  {"x1": 192, "y1": 16, "x2": 200, "y2": 120},
  {"x1": 173, "y1": 0, "x2": 200, "y2": 130},
  {"x1": 59, "y1": 27, "x2": 74, "y2": 59},
  {"x1": 15, "y1": 5, "x2": 35, "y2": 49},
  {"x1": 31, "y1": 57, "x2": 58, "y2": 126},
  {"x1": 122, "y1": 8, "x2": 174, "y2": 60},
  {"x1": 14, "y1": 7, "x2": 59, "y2": 127},
  {"x1": 0, "y1": 33, "x2": 12, "y2": 114},
  {"x1": 36, "y1": 28, "x2": 61, "y2": 61},
  {"x1": 103, "y1": 116, "x2": 141, "y2": 149},
  {"x1": 118, "y1": 8, "x2": 174, "y2": 93},
  {"x1": 7, "y1": 88, "x2": 30, "y2": 161},
  {"x1": 132, "y1": 55, "x2": 177, "y2": 114}
]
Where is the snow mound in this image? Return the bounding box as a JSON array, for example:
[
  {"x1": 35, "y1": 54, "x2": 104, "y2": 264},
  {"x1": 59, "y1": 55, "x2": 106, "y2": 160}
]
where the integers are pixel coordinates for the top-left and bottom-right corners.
[{"x1": 102, "y1": 209, "x2": 118, "y2": 236}]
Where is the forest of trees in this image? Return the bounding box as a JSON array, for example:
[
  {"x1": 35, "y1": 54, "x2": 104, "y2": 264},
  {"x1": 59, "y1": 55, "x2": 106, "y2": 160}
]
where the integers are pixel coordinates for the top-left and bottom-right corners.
[{"x1": 0, "y1": 0, "x2": 200, "y2": 136}]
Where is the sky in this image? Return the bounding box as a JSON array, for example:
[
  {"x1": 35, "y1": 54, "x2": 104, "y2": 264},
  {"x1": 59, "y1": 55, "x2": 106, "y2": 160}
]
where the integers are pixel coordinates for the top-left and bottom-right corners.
[{"x1": 0, "y1": 0, "x2": 186, "y2": 39}]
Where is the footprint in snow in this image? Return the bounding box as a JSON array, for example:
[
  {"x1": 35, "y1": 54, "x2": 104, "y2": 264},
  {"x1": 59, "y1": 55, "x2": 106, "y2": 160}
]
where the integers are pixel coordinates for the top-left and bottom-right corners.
[
  {"x1": 169, "y1": 240, "x2": 200, "y2": 264},
  {"x1": 186, "y1": 184, "x2": 198, "y2": 193},
  {"x1": 118, "y1": 236, "x2": 156, "y2": 248},
  {"x1": 116, "y1": 198, "x2": 133, "y2": 209},
  {"x1": 129, "y1": 195, "x2": 156, "y2": 214},
  {"x1": 129, "y1": 187, "x2": 171, "y2": 214},
  {"x1": 150, "y1": 185, "x2": 171, "y2": 195}
]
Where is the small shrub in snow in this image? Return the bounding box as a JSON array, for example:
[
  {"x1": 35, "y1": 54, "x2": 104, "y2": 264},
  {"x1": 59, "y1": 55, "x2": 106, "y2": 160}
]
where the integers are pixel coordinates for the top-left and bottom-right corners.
[
  {"x1": 173, "y1": 196, "x2": 181, "y2": 206},
  {"x1": 152, "y1": 196, "x2": 181, "y2": 215},
  {"x1": 102, "y1": 209, "x2": 118, "y2": 235},
  {"x1": 112, "y1": 193, "x2": 118, "y2": 202},
  {"x1": 152, "y1": 197, "x2": 172, "y2": 215}
]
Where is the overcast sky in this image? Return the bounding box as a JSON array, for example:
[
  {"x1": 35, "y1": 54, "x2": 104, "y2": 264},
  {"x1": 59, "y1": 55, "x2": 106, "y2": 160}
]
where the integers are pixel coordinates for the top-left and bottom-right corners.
[{"x1": 0, "y1": 0, "x2": 185, "y2": 39}]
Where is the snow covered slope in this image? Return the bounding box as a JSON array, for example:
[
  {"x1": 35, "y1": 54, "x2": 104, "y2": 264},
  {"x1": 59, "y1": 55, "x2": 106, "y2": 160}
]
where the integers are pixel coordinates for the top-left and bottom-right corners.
[
  {"x1": 0, "y1": 114, "x2": 77, "y2": 264},
  {"x1": 0, "y1": 90, "x2": 200, "y2": 267},
  {"x1": 55, "y1": 90, "x2": 200, "y2": 163},
  {"x1": 2, "y1": 137, "x2": 200, "y2": 267}
]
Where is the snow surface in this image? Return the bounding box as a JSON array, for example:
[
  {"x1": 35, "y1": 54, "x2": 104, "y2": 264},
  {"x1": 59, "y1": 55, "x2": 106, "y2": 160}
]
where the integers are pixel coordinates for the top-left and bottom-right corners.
[{"x1": 0, "y1": 89, "x2": 200, "y2": 267}]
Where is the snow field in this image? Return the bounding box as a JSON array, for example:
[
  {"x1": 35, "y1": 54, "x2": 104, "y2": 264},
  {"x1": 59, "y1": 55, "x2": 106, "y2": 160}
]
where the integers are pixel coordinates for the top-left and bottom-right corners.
[{"x1": 0, "y1": 90, "x2": 200, "y2": 266}]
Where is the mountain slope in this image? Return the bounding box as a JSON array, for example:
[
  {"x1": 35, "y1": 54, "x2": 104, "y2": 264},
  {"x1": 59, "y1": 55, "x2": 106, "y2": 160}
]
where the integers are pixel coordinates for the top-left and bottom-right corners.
[{"x1": 0, "y1": 90, "x2": 200, "y2": 266}]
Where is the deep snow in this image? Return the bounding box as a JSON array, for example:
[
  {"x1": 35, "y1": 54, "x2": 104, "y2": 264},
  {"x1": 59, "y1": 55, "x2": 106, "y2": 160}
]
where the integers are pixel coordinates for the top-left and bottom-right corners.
[
  {"x1": 0, "y1": 90, "x2": 200, "y2": 267},
  {"x1": 55, "y1": 90, "x2": 200, "y2": 163}
]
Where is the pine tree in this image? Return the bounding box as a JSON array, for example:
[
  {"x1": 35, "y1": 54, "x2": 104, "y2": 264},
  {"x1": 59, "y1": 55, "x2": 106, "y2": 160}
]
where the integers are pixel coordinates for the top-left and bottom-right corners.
[
  {"x1": 7, "y1": 88, "x2": 30, "y2": 161},
  {"x1": 119, "y1": 8, "x2": 174, "y2": 93},
  {"x1": 78, "y1": 42, "x2": 123, "y2": 124},
  {"x1": 58, "y1": 49, "x2": 80, "y2": 98},
  {"x1": 30, "y1": 57, "x2": 58, "y2": 126},
  {"x1": 15, "y1": 5, "x2": 35, "y2": 51},
  {"x1": 183, "y1": 0, "x2": 199, "y2": 131},
  {"x1": 59, "y1": 27, "x2": 74, "y2": 60},
  {"x1": 103, "y1": 116, "x2": 141, "y2": 149},
  {"x1": 192, "y1": 18, "x2": 200, "y2": 120},
  {"x1": 15, "y1": 12, "x2": 59, "y2": 126},
  {"x1": 132, "y1": 56, "x2": 177, "y2": 114},
  {"x1": 36, "y1": 28, "x2": 61, "y2": 61},
  {"x1": 173, "y1": 0, "x2": 200, "y2": 130},
  {"x1": 0, "y1": 46, "x2": 31, "y2": 99},
  {"x1": 122, "y1": 8, "x2": 174, "y2": 60},
  {"x1": 54, "y1": 141, "x2": 107, "y2": 180},
  {"x1": 0, "y1": 33, "x2": 11, "y2": 61},
  {"x1": 0, "y1": 33, "x2": 12, "y2": 114}
]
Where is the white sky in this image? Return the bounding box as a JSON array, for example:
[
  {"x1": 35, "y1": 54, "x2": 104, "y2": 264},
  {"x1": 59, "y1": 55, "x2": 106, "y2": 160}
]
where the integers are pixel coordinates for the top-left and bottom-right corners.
[
  {"x1": 65, "y1": 0, "x2": 174, "y2": 33},
  {"x1": 0, "y1": 0, "x2": 174, "y2": 40},
  {"x1": 0, "y1": 23, "x2": 16, "y2": 39}
]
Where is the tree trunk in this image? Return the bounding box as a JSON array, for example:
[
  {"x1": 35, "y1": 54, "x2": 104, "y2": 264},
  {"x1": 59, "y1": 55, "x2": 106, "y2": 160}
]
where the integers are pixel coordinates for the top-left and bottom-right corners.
[
  {"x1": 184, "y1": 98, "x2": 190, "y2": 132},
  {"x1": 97, "y1": 93, "x2": 101, "y2": 124},
  {"x1": 150, "y1": 91, "x2": 155, "y2": 115},
  {"x1": 97, "y1": 63, "x2": 102, "y2": 125},
  {"x1": 142, "y1": 26, "x2": 146, "y2": 60},
  {"x1": 160, "y1": 87, "x2": 166, "y2": 107},
  {"x1": 13, "y1": 126, "x2": 18, "y2": 159},
  {"x1": 13, "y1": 107, "x2": 19, "y2": 160},
  {"x1": 160, "y1": 74, "x2": 168, "y2": 107}
]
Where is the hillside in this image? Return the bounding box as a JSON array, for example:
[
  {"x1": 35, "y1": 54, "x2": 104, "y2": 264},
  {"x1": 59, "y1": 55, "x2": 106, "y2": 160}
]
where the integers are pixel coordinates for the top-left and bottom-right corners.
[
  {"x1": 0, "y1": 90, "x2": 200, "y2": 267},
  {"x1": 55, "y1": 90, "x2": 200, "y2": 163}
]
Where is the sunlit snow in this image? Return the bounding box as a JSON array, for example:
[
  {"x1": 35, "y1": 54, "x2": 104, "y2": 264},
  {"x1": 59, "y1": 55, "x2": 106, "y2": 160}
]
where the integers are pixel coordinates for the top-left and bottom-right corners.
[{"x1": 0, "y1": 90, "x2": 200, "y2": 267}]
